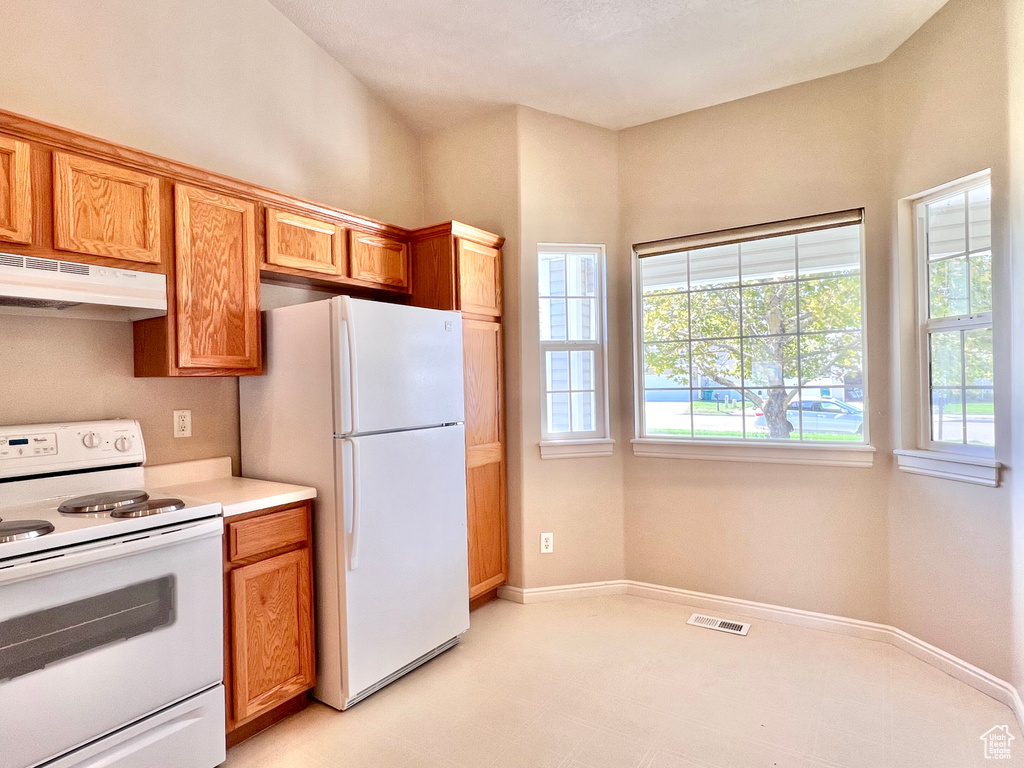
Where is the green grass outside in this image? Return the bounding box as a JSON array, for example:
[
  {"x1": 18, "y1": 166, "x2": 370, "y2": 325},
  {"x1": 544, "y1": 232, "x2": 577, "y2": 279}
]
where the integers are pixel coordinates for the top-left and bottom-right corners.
[
  {"x1": 941, "y1": 403, "x2": 994, "y2": 416},
  {"x1": 684, "y1": 400, "x2": 757, "y2": 414},
  {"x1": 648, "y1": 428, "x2": 862, "y2": 442}
]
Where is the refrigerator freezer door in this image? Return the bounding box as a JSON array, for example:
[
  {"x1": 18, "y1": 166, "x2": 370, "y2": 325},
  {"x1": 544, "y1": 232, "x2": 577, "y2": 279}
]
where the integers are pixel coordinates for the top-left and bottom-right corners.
[
  {"x1": 334, "y1": 296, "x2": 465, "y2": 435},
  {"x1": 334, "y1": 425, "x2": 469, "y2": 707}
]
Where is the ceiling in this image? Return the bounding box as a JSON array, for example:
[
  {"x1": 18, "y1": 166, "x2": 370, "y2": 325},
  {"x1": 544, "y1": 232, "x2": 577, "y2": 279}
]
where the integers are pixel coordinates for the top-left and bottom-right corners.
[{"x1": 268, "y1": 0, "x2": 949, "y2": 133}]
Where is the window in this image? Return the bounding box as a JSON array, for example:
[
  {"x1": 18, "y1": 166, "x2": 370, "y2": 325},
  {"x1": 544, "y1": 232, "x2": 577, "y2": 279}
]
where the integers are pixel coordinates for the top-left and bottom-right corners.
[
  {"x1": 635, "y1": 209, "x2": 867, "y2": 447},
  {"x1": 916, "y1": 175, "x2": 993, "y2": 453},
  {"x1": 539, "y1": 244, "x2": 611, "y2": 455}
]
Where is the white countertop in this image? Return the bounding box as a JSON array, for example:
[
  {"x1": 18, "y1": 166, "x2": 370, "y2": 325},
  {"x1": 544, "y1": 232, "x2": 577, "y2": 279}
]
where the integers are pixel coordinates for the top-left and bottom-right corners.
[{"x1": 145, "y1": 457, "x2": 316, "y2": 518}]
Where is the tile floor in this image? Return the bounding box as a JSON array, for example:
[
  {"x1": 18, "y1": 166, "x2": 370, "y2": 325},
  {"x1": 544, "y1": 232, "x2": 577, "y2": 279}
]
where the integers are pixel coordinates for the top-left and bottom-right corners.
[{"x1": 224, "y1": 595, "x2": 1022, "y2": 767}]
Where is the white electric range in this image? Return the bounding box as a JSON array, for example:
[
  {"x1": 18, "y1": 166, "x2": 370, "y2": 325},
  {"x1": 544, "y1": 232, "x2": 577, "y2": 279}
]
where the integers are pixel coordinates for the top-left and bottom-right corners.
[{"x1": 0, "y1": 420, "x2": 226, "y2": 768}]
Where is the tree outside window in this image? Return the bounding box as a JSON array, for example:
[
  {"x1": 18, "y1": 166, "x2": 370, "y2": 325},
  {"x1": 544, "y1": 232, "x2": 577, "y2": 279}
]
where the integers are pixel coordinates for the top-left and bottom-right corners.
[{"x1": 638, "y1": 221, "x2": 866, "y2": 443}]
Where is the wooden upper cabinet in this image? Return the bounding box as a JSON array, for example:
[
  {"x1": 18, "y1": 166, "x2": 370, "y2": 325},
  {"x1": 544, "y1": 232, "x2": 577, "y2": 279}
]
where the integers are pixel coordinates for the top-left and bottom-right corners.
[
  {"x1": 174, "y1": 185, "x2": 259, "y2": 371},
  {"x1": 53, "y1": 152, "x2": 161, "y2": 264},
  {"x1": 265, "y1": 207, "x2": 346, "y2": 277},
  {"x1": 230, "y1": 547, "x2": 315, "y2": 723},
  {"x1": 348, "y1": 230, "x2": 410, "y2": 291},
  {"x1": 458, "y1": 239, "x2": 502, "y2": 317},
  {"x1": 0, "y1": 135, "x2": 31, "y2": 244}
]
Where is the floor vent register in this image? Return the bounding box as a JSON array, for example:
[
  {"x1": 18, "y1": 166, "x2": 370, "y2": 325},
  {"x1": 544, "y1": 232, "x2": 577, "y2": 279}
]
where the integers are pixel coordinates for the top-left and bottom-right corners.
[{"x1": 686, "y1": 613, "x2": 751, "y2": 636}]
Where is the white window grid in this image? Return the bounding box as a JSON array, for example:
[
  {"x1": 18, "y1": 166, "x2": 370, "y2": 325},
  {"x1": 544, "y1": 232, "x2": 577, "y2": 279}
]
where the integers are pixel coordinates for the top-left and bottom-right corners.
[
  {"x1": 914, "y1": 174, "x2": 994, "y2": 455},
  {"x1": 539, "y1": 244, "x2": 609, "y2": 441},
  {"x1": 634, "y1": 224, "x2": 869, "y2": 444}
]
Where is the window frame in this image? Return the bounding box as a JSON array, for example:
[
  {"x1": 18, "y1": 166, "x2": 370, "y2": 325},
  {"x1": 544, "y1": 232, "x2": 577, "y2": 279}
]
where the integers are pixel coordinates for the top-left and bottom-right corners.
[
  {"x1": 913, "y1": 173, "x2": 994, "y2": 458},
  {"x1": 538, "y1": 243, "x2": 612, "y2": 455},
  {"x1": 630, "y1": 211, "x2": 874, "y2": 466}
]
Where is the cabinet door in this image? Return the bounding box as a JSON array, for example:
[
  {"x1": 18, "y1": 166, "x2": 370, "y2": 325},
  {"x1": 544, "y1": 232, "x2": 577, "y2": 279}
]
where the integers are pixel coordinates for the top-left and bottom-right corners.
[
  {"x1": 53, "y1": 152, "x2": 161, "y2": 264},
  {"x1": 265, "y1": 208, "x2": 346, "y2": 276},
  {"x1": 174, "y1": 185, "x2": 259, "y2": 371},
  {"x1": 0, "y1": 136, "x2": 31, "y2": 244},
  {"x1": 463, "y1": 319, "x2": 507, "y2": 597},
  {"x1": 230, "y1": 547, "x2": 315, "y2": 723},
  {"x1": 458, "y1": 239, "x2": 502, "y2": 317},
  {"x1": 349, "y1": 231, "x2": 410, "y2": 291}
]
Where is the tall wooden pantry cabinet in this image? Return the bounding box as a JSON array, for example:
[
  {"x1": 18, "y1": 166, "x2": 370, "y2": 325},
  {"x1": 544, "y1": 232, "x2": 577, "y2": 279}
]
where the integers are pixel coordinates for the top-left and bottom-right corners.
[{"x1": 411, "y1": 222, "x2": 508, "y2": 607}]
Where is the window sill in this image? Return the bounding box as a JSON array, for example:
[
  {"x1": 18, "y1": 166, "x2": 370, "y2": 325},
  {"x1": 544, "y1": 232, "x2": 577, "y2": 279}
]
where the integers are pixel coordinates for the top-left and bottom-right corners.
[
  {"x1": 631, "y1": 438, "x2": 875, "y2": 468},
  {"x1": 894, "y1": 449, "x2": 1001, "y2": 487},
  {"x1": 540, "y1": 438, "x2": 615, "y2": 459}
]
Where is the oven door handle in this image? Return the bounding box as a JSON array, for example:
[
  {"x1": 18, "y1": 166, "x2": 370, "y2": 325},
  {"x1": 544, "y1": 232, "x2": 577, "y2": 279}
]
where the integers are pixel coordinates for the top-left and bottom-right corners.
[{"x1": 0, "y1": 517, "x2": 223, "y2": 586}]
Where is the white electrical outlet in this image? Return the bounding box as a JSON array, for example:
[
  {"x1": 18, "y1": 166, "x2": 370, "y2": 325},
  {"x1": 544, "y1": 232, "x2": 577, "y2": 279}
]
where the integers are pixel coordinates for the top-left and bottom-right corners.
[
  {"x1": 541, "y1": 532, "x2": 554, "y2": 554},
  {"x1": 173, "y1": 410, "x2": 192, "y2": 438}
]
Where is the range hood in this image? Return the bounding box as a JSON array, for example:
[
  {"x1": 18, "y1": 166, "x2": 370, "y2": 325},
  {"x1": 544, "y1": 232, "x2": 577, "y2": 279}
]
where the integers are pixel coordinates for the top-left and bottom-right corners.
[{"x1": 0, "y1": 253, "x2": 166, "y2": 321}]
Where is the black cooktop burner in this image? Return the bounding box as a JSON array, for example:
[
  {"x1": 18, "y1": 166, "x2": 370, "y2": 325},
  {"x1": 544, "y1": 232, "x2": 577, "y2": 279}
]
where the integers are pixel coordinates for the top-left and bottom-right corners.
[
  {"x1": 110, "y1": 498, "x2": 186, "y2": 518},
  {"x1": 58, "y1": 490, "x2": 150, "y2": 515},
  {"x1": 0, "y1": 520, "x2": 55, "y2": 543}
]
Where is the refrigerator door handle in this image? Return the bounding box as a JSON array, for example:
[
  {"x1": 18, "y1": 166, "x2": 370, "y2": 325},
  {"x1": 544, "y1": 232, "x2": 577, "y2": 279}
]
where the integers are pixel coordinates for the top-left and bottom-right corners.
[
  {"x1": 348, "y1": 436, "x2": 362, "y2": 570},
  {"x1": 344, "y1": 297, "x2": 360, "y2": 436}
]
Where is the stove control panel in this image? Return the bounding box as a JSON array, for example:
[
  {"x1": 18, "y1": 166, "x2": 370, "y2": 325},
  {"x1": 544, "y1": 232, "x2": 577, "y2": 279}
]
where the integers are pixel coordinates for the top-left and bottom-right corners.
[
  {"x1": 0, "y1": 432, "x2": 57, "y2": 459},
  {"x1": 0, "y1": 420, "x2": 146, "y2": 479}
]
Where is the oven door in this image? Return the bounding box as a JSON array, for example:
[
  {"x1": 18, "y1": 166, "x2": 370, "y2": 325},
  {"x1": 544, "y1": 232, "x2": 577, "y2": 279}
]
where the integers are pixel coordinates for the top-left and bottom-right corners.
[{"x1": 0, "y1": 518, "x2": 223, "y2": 768}]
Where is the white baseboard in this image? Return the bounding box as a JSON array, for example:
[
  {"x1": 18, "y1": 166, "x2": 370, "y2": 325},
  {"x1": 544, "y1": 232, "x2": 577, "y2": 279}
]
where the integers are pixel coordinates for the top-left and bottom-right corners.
[
  {"x1": 497, "y1": 579, "x2": 1024, "y2": 733},
  {"x1": 498, "y1": 580, "x2": 626, "y2": 603}
]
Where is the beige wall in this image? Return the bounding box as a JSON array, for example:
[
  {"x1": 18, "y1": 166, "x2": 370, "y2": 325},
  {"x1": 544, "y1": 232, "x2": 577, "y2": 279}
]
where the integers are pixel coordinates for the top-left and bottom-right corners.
[
  {"x1": 883, "y1": 0, "x2": 1013, "y2": 680},
  {"x1": 517, "y1": 107, "x2": 625, "y2": 586},
  {"x1": 0, "y1": 0, "x2": 423, "y2": 228},
  {"x1": 618, "y1": 66, "x2": 892, "y2": 622},
  {"x1": 0, "y1": 0, "x2": 425, "y2": 467},
  {"x1": 1006, "y1": 0, "x2": 1024, "y2": 695},
  {"x1": 613, "y1": 0, "x2": 1017, "y2": 677},
  {"x1": 0, "y1": 315, "x2": 240, "y2": 469},
  {"x1": 421, "y1": 108, "x2": 525, "y2": 582},
  {"x1": 421, "y1": 5, "x2": 1019, "y2": 678},
  {"x1": 421, "y1": 106, "x2": 627, "y2": 588}
]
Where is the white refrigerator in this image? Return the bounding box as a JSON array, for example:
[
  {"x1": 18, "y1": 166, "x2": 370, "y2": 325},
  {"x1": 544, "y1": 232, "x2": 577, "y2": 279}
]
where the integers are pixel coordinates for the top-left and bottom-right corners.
[{"x1": 240, "y1": 296, "x2": 470, "y2": 710}]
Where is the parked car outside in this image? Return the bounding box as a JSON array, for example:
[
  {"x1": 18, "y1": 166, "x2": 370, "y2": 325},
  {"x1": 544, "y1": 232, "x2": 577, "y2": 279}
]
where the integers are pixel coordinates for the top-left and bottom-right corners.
[{"x1": 752, "y1": 397, "x2": 864, "y2": 435}]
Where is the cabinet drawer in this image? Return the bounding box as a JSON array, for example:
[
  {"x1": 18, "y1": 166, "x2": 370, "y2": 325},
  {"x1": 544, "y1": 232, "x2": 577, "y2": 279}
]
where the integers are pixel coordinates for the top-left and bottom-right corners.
[{"x1": 228, "y1": 506, "x2": 309, "y2": 562}]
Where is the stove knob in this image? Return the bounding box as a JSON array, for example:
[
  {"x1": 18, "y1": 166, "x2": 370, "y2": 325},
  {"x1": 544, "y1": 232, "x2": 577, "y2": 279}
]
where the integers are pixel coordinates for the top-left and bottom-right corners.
[
  {"x1": 82, "y1": 432, "x2": 102, "y2": 449},
  {"x1": 115, "y1": 435, "x2": 133, "y2": 453}
]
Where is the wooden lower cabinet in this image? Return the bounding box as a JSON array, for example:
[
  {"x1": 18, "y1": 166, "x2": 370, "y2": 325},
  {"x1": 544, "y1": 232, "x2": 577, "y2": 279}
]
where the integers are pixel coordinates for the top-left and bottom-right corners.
[
  {"x1": 467, "y1": 457, "x2": 507, "y2": 596},
  {"x1": 224, "y1": 502, "x2": 315, "y2": 746}
]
